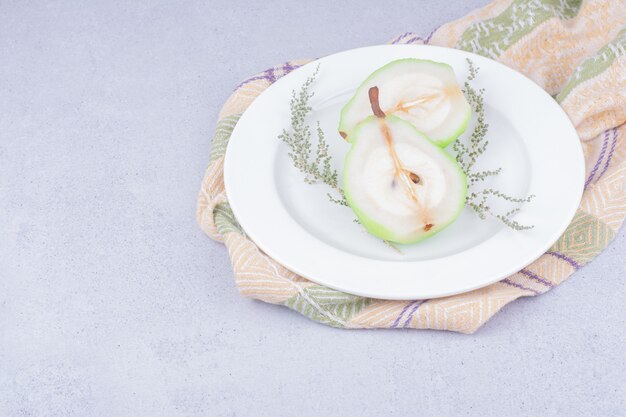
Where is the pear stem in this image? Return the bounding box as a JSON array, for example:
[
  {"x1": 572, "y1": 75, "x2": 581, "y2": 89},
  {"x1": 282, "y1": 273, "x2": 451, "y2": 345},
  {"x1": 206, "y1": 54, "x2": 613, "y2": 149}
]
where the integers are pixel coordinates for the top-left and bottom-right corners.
[{"x1": 368, "y1": 86, "x2": 386, "y2": 118}]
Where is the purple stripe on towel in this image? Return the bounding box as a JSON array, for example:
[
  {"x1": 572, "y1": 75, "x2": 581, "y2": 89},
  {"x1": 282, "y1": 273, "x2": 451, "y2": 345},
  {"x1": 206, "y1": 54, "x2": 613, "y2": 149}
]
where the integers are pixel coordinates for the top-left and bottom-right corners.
[
  {"x1": 585, "y1": 129, "x2": 610, "y2": 189},
  {"x1": 392, "y1": 32, "x2": 413, "y2": 44},
  {"x1": 597, "y1": 127, "x2": 618, "y2": 181},
  {"x1": 404, "y1": 35, "x2": 424, "y2": 44},
  {"x1": 424, "y1": 26, "x2": 440, "y2": 44},
  {"x1": 502, "y1": 278, "x2": 540, "y2": 295},
  {"x1": 235, "y1": 63, "x2": 304, "y2": 89},
  {"x1": 393, "y1": 27, "x2": 438, "y2": 45},
  {"x1": 546, "y1": 251, "x2": 581, "y2": 270},
  {"x1": 391, "y1": 300, "x2": 419, "y2": 328},
  {"x1": 520, "y1": 269, "x2": 553, "y2": 288},
  {"x1": 402, "y1": 300, "x2": 425, "y2": 328}
]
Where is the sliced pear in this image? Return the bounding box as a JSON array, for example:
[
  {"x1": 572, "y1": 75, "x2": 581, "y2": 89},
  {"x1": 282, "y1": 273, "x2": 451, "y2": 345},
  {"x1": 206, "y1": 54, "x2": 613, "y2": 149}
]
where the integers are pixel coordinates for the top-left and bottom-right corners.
[
  {"x1": 344, "y1": 88, "x2": 466, "y2": 244},
  {"x1": 339, "y1": 59, "x2": 471, "y2": 148}
]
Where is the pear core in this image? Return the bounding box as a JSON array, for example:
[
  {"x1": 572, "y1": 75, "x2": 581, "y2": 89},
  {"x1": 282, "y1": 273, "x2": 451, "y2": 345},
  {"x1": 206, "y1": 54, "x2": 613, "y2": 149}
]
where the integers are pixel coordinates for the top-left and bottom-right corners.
[{"x1": 339, "y1": 59, "x2": 471, "y2": 148}]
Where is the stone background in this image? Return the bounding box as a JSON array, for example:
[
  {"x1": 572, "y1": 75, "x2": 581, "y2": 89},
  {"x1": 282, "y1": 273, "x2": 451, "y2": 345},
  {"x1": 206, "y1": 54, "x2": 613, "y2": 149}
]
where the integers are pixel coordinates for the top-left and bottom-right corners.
[{"x1": 1, "y1": 1, "x2": 625, "y2": 416}]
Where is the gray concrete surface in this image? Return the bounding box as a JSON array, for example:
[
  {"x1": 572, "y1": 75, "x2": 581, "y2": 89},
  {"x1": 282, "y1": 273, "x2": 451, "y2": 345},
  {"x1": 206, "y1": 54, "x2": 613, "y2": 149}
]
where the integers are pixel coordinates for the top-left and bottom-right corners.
[{"x1": 1, "y1": 1, "x2": 625, "y2": 416}]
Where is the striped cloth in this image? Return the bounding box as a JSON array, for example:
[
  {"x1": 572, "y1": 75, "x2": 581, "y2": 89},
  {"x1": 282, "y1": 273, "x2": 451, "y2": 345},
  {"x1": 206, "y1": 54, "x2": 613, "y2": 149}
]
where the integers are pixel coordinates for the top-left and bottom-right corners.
[{"x1": 198, "y1": 0, "x2": 626, "y2": 333}]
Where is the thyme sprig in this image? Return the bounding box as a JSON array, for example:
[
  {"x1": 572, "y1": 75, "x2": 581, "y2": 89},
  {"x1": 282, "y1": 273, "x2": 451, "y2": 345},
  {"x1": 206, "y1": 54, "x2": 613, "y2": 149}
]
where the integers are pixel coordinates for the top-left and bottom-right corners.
[
  {"x1": 455, "y1": 59, "x2": 535, "y2": 230},
  {"x1": 278, "y1": 66, "x2": 399, "y2": 252},
  {"x1": 278, "y1": 65, "x2": 347, "y2": 205}
]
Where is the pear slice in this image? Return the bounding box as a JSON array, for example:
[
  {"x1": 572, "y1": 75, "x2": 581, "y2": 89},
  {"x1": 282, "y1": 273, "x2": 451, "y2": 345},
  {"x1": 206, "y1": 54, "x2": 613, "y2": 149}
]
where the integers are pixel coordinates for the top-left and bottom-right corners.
[
  {"x1": 339, "y1": 59, "x2": 471, "y2": 148},
  {"x1": 344, "y1": 87, "x2": 467, "y2": 244}
]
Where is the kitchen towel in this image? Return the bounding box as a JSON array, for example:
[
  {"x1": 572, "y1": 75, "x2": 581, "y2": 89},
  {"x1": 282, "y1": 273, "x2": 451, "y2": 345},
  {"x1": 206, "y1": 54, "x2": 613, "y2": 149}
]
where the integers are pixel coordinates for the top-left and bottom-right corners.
[{"x1": 198, "y1": 0, "x2": 626, "y2": 333}]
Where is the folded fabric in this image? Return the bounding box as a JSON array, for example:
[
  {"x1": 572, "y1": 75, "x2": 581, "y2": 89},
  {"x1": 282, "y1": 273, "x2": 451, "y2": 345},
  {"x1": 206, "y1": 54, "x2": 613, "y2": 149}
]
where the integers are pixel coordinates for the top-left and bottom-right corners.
[{"x1": 198, "y1": 0, "x2": 626, "y2": 333}]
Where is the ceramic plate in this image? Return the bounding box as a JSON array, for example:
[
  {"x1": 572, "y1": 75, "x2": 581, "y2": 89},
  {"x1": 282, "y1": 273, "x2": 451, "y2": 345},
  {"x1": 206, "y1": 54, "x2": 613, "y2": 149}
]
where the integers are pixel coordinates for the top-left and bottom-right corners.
[{"x1": 224, "y1": 45, "x2": 584, "y2": 300}]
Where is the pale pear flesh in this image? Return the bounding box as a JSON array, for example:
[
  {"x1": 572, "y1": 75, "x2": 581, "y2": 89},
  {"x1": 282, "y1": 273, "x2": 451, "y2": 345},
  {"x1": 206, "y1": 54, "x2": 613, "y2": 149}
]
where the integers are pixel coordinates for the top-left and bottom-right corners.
[{"x1": 339, "y1": 59, "x2": 471, "y2": 147}]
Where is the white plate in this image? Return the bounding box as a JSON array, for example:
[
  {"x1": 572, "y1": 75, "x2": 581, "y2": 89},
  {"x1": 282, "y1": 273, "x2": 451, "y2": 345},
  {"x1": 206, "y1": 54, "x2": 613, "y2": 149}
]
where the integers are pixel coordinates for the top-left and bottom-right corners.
[{"x1": 224, "y1": 45, "x2": 584, "y2": 300}]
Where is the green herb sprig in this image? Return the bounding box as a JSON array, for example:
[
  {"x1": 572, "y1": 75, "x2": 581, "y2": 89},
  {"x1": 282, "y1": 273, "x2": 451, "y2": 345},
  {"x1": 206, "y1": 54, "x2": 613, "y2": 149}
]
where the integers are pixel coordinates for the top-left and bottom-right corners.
[
  {"x1": 278, "y1": 65, "x2": 347, "y2": 206},
  {"x1": 278, "y1": 66, "x2": 400, "y2": 252},
  {"x1": 454, "y1": 59, "x2": 535, "y2": 231}
]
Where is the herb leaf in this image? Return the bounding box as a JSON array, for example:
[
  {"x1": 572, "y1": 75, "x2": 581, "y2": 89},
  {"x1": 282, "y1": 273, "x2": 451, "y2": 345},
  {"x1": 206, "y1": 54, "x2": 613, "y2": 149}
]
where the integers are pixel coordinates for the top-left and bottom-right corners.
[
  {"x1": 278, "y1": 65, "x2": 347, "y2": 205},
  {"x1": 455, "y1": 59, "x2": 535, "y2": 230}
]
